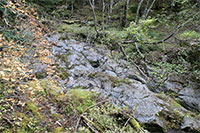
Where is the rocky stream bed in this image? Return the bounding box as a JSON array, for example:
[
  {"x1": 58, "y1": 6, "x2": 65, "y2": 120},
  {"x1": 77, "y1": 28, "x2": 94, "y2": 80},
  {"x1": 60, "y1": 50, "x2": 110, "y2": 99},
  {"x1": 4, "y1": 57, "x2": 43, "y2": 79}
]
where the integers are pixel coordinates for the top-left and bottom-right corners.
[{"x1": 42, "y1": 33, "x2": 200, "y2": 132}]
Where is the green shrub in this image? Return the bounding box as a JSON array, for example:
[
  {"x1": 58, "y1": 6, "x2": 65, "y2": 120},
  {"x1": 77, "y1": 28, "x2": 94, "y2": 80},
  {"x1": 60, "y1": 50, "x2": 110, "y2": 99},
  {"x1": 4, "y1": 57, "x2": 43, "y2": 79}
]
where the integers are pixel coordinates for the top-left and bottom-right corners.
[
  {"x1": 57, "y1": 24, "x2": 96, "y2": 41},
  {"x1": 179, "y1": 30, "x2": 200, "y2": 40},
  {"x1": 126, "y1": 19, "x2": 157, "y2": 43},
  {"x1": 102, "y1": 28, "x2": 128, "y2": 45}
]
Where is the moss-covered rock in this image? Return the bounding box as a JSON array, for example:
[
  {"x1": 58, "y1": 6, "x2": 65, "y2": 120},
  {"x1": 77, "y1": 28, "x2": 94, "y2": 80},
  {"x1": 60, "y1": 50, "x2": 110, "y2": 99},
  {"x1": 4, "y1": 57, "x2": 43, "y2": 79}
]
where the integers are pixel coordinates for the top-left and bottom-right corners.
[{"x1": 108, "y1": 76, "x2": 131, "y2": 87}]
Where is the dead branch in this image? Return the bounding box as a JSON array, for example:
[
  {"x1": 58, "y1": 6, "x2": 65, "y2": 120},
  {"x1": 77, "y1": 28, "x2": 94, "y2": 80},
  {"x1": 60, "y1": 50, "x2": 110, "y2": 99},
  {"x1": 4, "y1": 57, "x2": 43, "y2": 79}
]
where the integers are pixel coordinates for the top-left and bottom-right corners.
[
  {"x1": 75, "y1": 99, "x2": 108, "y2": 132},
  {"x1": 81, "y1": 114, "x2": 102, "y2": 132},
  {"x1": 2, "y1": 115, "x2": 13, "y2": 125}
]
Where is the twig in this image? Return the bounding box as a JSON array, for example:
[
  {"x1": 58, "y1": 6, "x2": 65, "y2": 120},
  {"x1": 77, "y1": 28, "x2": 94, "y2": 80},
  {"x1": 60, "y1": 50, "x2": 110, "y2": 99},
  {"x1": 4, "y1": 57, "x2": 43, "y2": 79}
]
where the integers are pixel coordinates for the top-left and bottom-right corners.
[
  {"x1": 81, "y1": 114, "x2": 102, "y2": 132},
  {"x1": 75, "y1": 99, "x2": 108, "y2": 132},
  {"x1": 123, "y1": 117, "x2": 131, "y2": 128},
  {"x1": 82, "y1": 116, "x2": 99, "y2": 133},
  {"x1": 134, "y1": 42, "x2": 144, "y2": 59},
  {"x1": 75, "y1": 117, "x2": 81, "y2": 131},
  {"x1": 83, "y1": 99, "x2": 108, "y2": 113},
  {"x1": 117, "y1": 42, "x2": 148, "y2": 83},
  {"x1": 55, "y1": 121, "x2": 62, "y2": 126},
  {"x1": 2, "y1": 116, "x2": 13, "y2": 125}
]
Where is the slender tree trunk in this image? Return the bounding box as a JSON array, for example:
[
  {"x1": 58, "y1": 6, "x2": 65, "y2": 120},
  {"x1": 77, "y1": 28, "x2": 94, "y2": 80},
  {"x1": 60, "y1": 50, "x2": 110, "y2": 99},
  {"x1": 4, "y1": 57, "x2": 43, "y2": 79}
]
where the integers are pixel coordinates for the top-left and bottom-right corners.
[
  {"x1": 107, "y1": 0, "x2": 113, "y2": 28},
  {"x1": 142, "y1": 0, "x2": 151, "y2": 19},
  {"x1": 89, "y1": 0, "x2": 99, "y2": 37},
  {"x1": 144, "y1": 0, "x2": 156, "y2": 19},
  {"x1": 101, "y1": 0, "x2": 105, "y2": 34},
  {"x1": 71, "y1": 1, "x2": 74, "y2": 14},
  {"x1": 121, "y1": 0, "x2": 130, "y2": 27},
  {"x1": 135, "y1": 0, "x2": 144, "y2": 24}
]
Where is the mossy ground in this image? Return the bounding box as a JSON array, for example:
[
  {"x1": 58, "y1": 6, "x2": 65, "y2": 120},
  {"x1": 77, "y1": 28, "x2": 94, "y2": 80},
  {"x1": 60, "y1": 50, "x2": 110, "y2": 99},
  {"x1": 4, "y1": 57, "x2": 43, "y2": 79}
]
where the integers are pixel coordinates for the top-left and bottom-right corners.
[{"x1": 0, "y1": 78, "x2": 144, "y2": 132}]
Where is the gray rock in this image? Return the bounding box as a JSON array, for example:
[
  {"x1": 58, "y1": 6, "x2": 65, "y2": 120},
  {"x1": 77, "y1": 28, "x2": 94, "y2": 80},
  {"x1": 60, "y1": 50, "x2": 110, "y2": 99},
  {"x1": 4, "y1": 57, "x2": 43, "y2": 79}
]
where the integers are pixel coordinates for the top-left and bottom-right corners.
[
  {"x1": 49, "y1": 34, "x2": 200, "y2": 133},
  {"x1": 163, "y1": 81, "x2": 182, "y2": 93},
  {"x1": 31, "y1": 63, "x2": 48, "y2": 79},
  {"x1": 178, "y1": 87, "x2": 200, "y2": 113}
]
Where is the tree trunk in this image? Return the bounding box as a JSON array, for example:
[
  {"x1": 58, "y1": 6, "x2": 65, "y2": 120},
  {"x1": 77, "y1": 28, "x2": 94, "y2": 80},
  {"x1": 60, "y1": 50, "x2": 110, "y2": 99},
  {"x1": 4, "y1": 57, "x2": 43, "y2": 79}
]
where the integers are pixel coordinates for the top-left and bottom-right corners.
[
  {"x1": 121, "y1": 0, "x2": 130, "y2": 27},
  {"x1": 143, "y1": 0, "x2": 156, "y2": 19},
  {"x1": 135, "y1": 0, "x2": 144, "y2": 24},
  {"x1": 89, "y1": 0, "x2": 99, "y2": 37},
  {"x1": 101, "y1": 0, "x2": 105, "y2": 34},
  {"x1": 71, "y1": 2, "x2": 74, "y2": 14},
  {"x1": 144, "y1": 0, "x2": 156, "y2": 20},
  {"x1": 142, "y1": 0, "x2": 151, "y2": 19},
  {"x1": 107, "y1": 0, "x2": 113, "y2": 28}
]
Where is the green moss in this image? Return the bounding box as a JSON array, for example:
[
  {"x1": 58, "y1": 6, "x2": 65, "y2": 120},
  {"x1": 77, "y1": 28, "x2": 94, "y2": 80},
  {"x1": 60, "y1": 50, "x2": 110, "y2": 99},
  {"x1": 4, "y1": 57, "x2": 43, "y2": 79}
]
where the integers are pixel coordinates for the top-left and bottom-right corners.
[
  {"x1": 56, "y1": 24, "x2": 96, "y2": 40},
  {"x1": 15, "y1": 112, "x2": 42, "y2": 132},
  {"x1": 49, "y1": 89, "x2": 64, "y2": 101},
  {"x1": 52, "y1": 8, "x2": 71, "y2": 18},
  {"x1": 55, "y1": 54, "x2": 76, "y2": 70},
  {"x1": 55, "y1": 54, "x2": 70, "y2": 66},
  {"x1": 50, "y1": 113, "x2": 62, "y2": 121},
  {"x1": 52, "y1": 126, "x2": 64, "y2": 133},
  {"x1": 17, "y1": 129, "x2": 26, "y2": 133},
  {"x1": 25, "y1": 102, "x2": 38, "y2": 114},
  {"x1": 59, "y1": 34, "x2": 69, "y2": 40},
  {"x1": 84, "y1": 102, "x2": 143, "y2": 132},
  {"x1": 0, "y1": 81, "x2": 7, "y2": 100},
  {"x1": 158, "y1": 109, "x2": 183, "y2": 130},
  {"x1": 67, "y1": 89, "x2": 96, "y2": 114},
  {"x1": 156, "y1": 94, "x2": 182, "y2": 108},
  {"x1": 129, "y1": 117, "x2": 141, "y2": 132},
  {"x1": 27, "y1": 81, "x2": 37, "y2": 88},
  {"x1": 34, "y1": 70, "x2": 47, "y2": 79},
  {"x1": 25, "y1": 102, "x2": 41, "y2": 119},
  {"x1": 27, "y1": 79, "x2": 64, "y2": 101},
  {"x1": 108, "y1": 76, "x2": 131, "y2": 87},
  {"x1": 40, "y1": 79, "x2": 63, "y2": 90},
  {"x1": 171, "y1": 100, "x2": 182, "y2": 108},
  {"x1": 155, "y1": 94, "x2": 185, "y2": 130}
]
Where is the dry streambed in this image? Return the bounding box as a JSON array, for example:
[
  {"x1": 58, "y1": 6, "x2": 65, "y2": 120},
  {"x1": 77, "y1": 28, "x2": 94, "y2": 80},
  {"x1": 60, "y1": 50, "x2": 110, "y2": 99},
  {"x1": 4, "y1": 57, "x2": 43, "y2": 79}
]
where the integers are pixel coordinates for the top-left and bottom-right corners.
[{"x1": 45, "y1": 34, "x2": 200, "y2": 132}]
